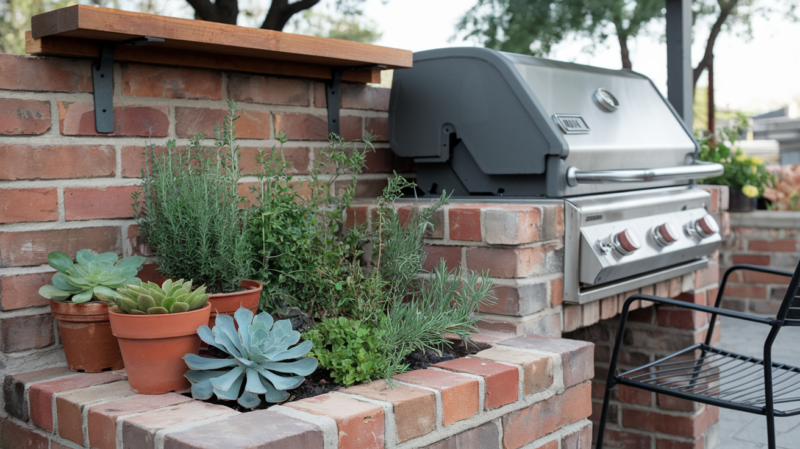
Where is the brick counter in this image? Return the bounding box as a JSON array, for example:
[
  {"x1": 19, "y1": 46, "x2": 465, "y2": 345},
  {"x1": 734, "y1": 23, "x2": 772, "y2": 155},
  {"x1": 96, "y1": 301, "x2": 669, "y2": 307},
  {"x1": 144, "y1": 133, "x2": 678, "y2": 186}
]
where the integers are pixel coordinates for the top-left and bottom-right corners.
[{"x1": 2, "y1": 335, "x2": 593, "y2": 449}]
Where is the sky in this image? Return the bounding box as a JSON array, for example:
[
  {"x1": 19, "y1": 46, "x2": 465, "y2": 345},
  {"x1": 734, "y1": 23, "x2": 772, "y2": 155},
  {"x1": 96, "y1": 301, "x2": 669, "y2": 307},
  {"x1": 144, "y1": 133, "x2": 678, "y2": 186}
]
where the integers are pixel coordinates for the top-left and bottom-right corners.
[{"x1": 121, "y1": 0, "x2": 800, "y2": 114}]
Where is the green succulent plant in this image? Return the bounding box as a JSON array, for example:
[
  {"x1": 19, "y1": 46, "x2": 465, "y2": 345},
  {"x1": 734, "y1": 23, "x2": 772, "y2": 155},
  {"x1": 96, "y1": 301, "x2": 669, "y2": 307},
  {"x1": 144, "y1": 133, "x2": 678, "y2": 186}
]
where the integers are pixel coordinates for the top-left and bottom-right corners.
[
  {"x1": 38, "y1": 250, "x2": 146, "y2": 304},
  {"x1": 100, "y1": 279, "x2": 209, "y2": 315},
  {"x1": 183, "y1": 308, "x2": 318, "y2": 408}
]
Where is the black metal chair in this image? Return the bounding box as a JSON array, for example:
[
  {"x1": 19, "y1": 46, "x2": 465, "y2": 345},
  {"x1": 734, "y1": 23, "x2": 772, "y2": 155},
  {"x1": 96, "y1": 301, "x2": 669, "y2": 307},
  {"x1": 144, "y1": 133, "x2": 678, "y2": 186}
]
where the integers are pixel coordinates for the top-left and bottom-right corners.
[{"x1": 596, "y1": 263, "x2": 800, "y2": 449}]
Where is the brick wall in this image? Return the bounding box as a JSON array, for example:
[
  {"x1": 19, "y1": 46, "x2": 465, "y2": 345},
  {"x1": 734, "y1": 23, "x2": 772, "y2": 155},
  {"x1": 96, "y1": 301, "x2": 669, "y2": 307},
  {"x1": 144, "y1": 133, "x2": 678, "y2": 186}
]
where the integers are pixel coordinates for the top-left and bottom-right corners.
[
  {"x1": 0, "y1": 53, "x2": 401, "y2": 413},
  {"x1": 718, "y1": 211, "x2": 800, "y2": 314}
]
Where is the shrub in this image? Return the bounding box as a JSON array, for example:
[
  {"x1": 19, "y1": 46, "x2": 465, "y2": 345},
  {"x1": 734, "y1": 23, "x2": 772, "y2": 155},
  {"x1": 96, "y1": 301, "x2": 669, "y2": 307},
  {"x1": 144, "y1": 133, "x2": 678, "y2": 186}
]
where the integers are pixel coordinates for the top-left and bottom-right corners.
[
  {"x1": 697, "y1": 124, "x2": 773, "y2": 198},
  {"x1": 134, "y1": 101, "x2": 252, "y2": 294}
]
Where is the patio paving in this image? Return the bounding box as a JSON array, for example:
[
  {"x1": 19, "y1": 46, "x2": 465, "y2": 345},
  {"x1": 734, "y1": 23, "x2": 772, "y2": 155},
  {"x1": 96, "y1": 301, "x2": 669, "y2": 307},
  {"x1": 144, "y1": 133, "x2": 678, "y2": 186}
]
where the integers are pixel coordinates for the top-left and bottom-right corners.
[{"x1": 717, "y1": 318, "x2": 800, "y2": 448}]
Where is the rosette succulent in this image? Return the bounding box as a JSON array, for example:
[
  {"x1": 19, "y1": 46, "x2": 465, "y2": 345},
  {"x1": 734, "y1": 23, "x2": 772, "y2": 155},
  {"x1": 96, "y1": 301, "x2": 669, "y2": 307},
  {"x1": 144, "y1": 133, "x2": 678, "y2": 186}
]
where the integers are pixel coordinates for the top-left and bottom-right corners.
[
  {"x1": 38, "y1": 250, "x2": 146, "y2": 304},
  {"x1": 184, "y1": 308, "x2": 318, "y2": 408},
  {"x1": 100, "y1": 279, "x2": 209, "y2": 314}
]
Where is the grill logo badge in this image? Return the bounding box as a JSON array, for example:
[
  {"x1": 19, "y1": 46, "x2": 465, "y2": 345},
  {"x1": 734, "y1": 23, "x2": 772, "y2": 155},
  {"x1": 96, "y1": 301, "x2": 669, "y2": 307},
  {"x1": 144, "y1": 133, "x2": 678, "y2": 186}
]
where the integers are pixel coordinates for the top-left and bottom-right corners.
[{"x1": 552, "y1": 114, "x2": 590, "y2": 134}]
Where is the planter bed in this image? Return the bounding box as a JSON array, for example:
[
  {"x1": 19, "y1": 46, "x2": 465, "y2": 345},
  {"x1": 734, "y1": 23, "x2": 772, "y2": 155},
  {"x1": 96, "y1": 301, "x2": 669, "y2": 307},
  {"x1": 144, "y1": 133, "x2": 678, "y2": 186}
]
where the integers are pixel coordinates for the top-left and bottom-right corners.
[{"x1": 2, "y1": 335, "x2": 593, "y2": 449}]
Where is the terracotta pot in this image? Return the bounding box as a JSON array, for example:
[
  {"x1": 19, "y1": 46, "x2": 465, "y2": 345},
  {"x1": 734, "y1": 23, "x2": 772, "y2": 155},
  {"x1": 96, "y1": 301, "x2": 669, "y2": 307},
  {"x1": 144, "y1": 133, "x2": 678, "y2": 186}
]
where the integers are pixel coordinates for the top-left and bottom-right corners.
[
  {"x1": 207, "y1": 280, "x2": 263, "y2": 328},
  {"x1": 109, "y1": 303, "x2": 211, "y2": 394},
  {"x1": 50, "y1": 300, "x2": 124, "y2": 373}
]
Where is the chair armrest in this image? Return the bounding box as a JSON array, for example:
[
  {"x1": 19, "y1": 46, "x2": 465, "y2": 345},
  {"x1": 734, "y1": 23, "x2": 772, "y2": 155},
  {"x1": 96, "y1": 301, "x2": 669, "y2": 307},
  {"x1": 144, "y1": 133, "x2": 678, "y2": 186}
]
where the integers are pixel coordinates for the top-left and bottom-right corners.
[{"x1": 621, "y1": 294, "x2": 775, "y2": 325}]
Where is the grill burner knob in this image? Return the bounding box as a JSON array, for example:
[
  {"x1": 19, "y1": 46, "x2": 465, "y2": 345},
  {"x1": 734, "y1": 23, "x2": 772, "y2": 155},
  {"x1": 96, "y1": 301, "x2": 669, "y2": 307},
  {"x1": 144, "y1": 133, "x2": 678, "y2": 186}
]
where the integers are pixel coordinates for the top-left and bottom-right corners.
[
  {"x1": 653, "y1": 222, "x2": 680, "y2": 247},
  {"x1": 694, "y1": 215, "x2": 720, "y2": 238},
  {"x1": 613, "y1": 229, "x2": 641, "y2": 255}
]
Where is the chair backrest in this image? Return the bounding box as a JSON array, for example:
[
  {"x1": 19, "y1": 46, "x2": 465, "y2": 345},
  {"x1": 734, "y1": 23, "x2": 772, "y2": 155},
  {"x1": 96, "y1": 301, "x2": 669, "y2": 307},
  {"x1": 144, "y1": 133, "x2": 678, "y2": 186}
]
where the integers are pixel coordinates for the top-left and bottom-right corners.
[{"x1": 775, "y1": 260, "x2": 800, "y2": 326}]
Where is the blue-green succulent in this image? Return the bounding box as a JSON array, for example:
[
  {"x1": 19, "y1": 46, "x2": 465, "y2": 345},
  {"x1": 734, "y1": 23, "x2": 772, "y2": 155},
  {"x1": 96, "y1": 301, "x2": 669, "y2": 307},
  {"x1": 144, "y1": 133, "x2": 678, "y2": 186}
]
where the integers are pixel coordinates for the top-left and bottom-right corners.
[
  {"x1": 183, "y1": 308, "x2": 318, "y2": 408},
  {"x1": 38, "y1": 250, "x2": 146, "y2": 304}
]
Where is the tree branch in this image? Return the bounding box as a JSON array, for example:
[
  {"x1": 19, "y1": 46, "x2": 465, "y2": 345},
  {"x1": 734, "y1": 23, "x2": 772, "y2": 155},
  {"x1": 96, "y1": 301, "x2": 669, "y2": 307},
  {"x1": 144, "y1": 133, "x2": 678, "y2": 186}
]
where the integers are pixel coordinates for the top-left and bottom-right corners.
[
  {"x1": 185, "y1": 0, "x2": 217, "y2": 21},
  {"x1": 262, "y1": 0, "x2": 321, "y2": 31},
  {"x1": 693, "y1": 0, "x2": 738, "y2": 88}
]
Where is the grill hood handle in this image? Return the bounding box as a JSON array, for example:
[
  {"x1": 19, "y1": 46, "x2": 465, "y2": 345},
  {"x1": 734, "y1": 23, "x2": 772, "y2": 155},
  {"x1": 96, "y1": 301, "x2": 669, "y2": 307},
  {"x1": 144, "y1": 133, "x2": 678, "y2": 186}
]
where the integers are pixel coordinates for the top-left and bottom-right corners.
[{"x1": 565, "y1": 161, "x2": 724, "y2": 187}]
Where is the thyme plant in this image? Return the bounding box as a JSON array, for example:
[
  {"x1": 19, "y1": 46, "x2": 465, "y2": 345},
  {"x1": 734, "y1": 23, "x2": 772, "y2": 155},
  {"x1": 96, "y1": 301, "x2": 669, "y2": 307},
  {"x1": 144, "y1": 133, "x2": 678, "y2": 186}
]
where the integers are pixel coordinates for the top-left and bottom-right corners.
[{"x1": 134, "y1": 101, "x2": 252, "y2": 294}]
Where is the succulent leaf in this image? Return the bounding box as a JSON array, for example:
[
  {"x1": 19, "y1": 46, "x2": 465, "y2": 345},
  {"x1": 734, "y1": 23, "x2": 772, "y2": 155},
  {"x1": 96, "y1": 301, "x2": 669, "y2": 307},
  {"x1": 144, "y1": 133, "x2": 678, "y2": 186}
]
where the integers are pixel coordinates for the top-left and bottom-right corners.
[
  {"x1": 40, "y1": 250, "x2": 145, "y2": 303},
  {"x1": 72, "y1": 290, "x2": 94, "y2": 304},
  {"x1": 47, "y1": 252, "x2": 74, "y2": 274},
  {"x1": 170, "y1": 302, "x2": 190, "y2": 313},
  {"x1": 51, "y1": 273, "x2": 81, "y2": 292},
  {"x1": 137, "y1": 295, "x2": 156, "y2": 311},
  {"x1": 161, "y1": 297, "x2": 176, "y2": 312},
  {"x1": 184, "y1": 307, "x2": 317, "y2": 408},
  {"x1": 38, "y1": 284, "x2": 73, "y2": 301},
  {"x1": 147, "y1": 307, "x2": 169, "y2": 314}
]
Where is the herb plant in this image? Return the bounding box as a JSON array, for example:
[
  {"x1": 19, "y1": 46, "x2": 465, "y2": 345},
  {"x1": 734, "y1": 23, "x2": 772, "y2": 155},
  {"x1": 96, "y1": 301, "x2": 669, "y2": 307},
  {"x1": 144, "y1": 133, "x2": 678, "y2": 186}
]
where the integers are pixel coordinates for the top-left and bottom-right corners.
[
  {"x1": 698, "y1": 125, "x2": 774, "y2": 198},
  {"x1": 134, "y1": 100, "x2": 252, "y2": 294},
  {"x1": 38, "y1": 250, "x2": 145, "y2": 303},
  {"x1": 184, "y1": 308, "x2": 317, "y2": 408}
]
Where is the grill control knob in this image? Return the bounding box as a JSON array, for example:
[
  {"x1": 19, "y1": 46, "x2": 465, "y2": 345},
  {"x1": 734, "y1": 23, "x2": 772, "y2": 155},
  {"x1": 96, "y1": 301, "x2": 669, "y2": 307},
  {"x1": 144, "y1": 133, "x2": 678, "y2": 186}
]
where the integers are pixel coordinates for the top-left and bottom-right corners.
[
  {"x1": 653, "y1": 222, "x2": 680, "y2": 247},
  {"x1": 613, "y1": 229, "x2": 641, "y2": 255},
  {"x1": 694, "y1": 215, "x2": 719, "y2": 238}
]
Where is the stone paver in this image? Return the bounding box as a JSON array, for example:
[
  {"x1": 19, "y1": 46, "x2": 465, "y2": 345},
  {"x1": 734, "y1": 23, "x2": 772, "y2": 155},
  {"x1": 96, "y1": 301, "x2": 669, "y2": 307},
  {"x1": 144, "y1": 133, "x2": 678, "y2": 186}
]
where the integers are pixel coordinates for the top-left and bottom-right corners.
[{"x1": 717, "y1": 318, "x2": 800, "y2": 449}]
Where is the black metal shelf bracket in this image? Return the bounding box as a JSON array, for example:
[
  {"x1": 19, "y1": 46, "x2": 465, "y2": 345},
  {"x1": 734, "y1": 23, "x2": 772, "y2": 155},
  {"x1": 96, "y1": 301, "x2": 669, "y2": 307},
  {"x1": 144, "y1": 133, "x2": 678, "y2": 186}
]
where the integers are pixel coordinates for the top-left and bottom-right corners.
[
  {"x1": 325, "y1": 64, "x2": 387, "y2": 137},
  {"x1": 91, "y1": 36, "x2": 164, "y2": 134}
]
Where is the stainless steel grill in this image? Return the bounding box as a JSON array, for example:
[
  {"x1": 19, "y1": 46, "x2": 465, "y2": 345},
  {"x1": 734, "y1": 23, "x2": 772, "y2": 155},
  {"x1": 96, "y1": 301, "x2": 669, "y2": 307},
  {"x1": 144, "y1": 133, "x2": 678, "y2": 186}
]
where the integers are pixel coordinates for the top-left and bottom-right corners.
[{"x1": 389, "y1": 47, "x2": 725, "y2": 305}]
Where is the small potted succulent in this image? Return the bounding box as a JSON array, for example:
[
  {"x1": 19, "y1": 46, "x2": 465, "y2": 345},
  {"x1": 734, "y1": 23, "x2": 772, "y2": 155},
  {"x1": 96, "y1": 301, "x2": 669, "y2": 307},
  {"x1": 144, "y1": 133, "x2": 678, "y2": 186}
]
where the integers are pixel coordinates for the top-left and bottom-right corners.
[
  {"x1": 99, "y1": 279, "x2": 211, "y2": 394},
  {"x1": 134, "y1": 101, "x2": 261, "y2": 329},
  {"x1": 184, "y1": 308, "x2": 317, "y2": 408},
  {"x1": 38, "y1": 250, "x2": 145, "y2": 373}
]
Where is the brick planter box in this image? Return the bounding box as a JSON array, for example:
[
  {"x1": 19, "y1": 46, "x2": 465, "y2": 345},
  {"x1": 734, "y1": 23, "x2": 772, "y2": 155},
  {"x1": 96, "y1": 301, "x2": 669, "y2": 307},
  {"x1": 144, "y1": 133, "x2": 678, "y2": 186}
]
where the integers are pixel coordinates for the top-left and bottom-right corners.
[{"x1": 2, "y1": 336, "x2": 592, "y2": 449}]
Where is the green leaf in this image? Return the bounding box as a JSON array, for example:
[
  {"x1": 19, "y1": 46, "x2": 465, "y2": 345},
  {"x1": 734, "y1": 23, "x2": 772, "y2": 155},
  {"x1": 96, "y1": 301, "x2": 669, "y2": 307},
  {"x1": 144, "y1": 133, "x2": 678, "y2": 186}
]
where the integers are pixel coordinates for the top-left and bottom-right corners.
[
  {"x1": 184, "y1": 353, "x2": 239, "y2": 370},
  {"x1": 38, "y1": 285, "x2": 72, "y2": 301},
  {"x1": 93, "y1": 286, "x2": 121, "y2": 302},
  {"x1": 147, "y1": 307, "x2": 170, "y2": 314},
  {"x1": 170, "y1": 302, "x2": 189, "y2": 313},
  {"x1": 161, "y1": 297, "x2": 176, "y2": 312},
  {"x1": 72, "y1": 289, "x2": 94, "y2": 304},
  {"x1": 115, "y1": 256, "x2": 146, "y2": 270},
  {"x1": 47, "y1": 252, "x2": 74, "y2": 274},
  {"x1": 137, "y1": 294, "x2": 156, "y2": 311},
  {"x1": 52, "y1": 273, "x2": 81, "y2": 292}
]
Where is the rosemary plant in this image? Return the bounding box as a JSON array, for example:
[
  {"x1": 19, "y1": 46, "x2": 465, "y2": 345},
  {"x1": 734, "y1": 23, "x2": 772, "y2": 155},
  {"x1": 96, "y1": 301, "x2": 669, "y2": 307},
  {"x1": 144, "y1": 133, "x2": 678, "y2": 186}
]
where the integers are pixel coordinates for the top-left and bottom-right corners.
[{"x1": 134, "y1": 101, "x2": 252, "y2": 294}]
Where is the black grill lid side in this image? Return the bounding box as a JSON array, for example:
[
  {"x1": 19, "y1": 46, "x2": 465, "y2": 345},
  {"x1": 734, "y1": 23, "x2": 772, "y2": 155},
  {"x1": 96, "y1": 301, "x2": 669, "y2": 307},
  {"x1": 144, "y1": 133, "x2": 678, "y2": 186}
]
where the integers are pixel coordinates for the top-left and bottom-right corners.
[{"x1": 389, "y1": 47, "x2": 567, "y2": 175}]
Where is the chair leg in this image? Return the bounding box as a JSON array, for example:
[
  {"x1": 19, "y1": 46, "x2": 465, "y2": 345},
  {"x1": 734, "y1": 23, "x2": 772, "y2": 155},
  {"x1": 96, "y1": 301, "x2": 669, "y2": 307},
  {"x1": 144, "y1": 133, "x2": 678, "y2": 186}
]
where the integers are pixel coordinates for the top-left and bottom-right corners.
[
  {"x1": 766, "y1": 411, "x2": 776, "y2": 449},
  {"x1": 595, "y1": 383, "x2": 614, "y2": 449}
]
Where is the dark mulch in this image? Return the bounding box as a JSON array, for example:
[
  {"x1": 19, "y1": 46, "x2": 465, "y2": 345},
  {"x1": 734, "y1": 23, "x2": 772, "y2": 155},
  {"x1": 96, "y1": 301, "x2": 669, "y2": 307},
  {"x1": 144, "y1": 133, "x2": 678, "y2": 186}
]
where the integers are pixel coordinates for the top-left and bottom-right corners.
[{"x1": 191, "y1": 338, "x2": 491, "y2": 413}]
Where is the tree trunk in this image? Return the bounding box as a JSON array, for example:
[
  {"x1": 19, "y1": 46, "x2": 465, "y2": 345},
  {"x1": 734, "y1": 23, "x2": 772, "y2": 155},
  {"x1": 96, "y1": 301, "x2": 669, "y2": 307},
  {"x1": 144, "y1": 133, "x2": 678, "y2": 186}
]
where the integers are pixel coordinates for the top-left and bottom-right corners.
[
  {"x1": 618, "y1": 33, "x2": 632, "y2": 69},
  {"x1": 185, "y1": 0, "x2": 239, "y2": 24},
  {"x1": 693, "y1": 0, "x2": 738, "y2": 90},
  {"x1": 262, "y1": 0, "x2": 321, "y2": 31},
  {"x1": 708, "y1": 54, "x2": 715, "y2": 138}
]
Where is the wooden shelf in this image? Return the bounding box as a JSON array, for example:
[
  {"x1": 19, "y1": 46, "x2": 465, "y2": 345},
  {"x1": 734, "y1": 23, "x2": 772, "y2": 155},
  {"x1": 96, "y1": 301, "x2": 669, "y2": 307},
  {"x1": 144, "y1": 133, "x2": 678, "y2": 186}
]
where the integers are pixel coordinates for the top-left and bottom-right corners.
[{"x1": 27, "y1": 5, "x2": 412, "y2": 83}]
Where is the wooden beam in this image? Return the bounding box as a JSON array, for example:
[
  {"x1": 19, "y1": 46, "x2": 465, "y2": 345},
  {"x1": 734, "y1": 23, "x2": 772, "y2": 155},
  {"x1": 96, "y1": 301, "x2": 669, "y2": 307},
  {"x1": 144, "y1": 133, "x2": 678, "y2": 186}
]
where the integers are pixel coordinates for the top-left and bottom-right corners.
[
  {"x1": 25, "y1": 33, "x2": 380, "y2": 84},
  {"x1": 31, "y1": 5, "x2": 412, "y2": 69}
]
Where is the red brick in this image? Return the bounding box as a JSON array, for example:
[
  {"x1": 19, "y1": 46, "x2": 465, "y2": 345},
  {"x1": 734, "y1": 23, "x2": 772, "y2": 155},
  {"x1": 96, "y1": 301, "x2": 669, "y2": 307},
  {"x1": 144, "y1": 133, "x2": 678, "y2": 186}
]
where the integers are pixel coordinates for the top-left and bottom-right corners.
[
  {"x1": 395, "y1": 205, "x2": 444, "y2": 238},
  {"x1": 561, "y1": 382, "x2": 592, "y2": 427},
  {"x1": 562, "y1": 424, "x2": 592, "y2": 449},
  {"x1": 394, "y1": 369, "x2": 479, "y2": 425},
  {"x1": 423, "y1": 246, "x2": 462, "y2": 272},
  {"x1": 483, "y1": 207, "x2": 541, "y2": 245},
  {"x1": 122, "y1": 401, "x2": 238, "y2": 449},
  {"x1": 422, "y1": 421, "x2": 500, "y2": 449},
  {"x1": 675, "y1": 291, "x2": 705, "y2": 305},
  {"x1": 658, "y1": 393, "x2": 702, "y2": 412},
  {"x1": 163, "y1": 410, "x2": 324, "y2": 449},
  {"x1": 724, "y1": 284, "x2": 768, "y2": 299},
  {"x1": 619, "y1": 385, "x2": 651, "y2": 406},
  {"x1": 122, "y1": 64, "x2": 222, "y2": 99},
  {"x1": 0, "y1": 144, "x2": 115, "y2": 180},
  {"x1": 657, "y1": 307, "x2": 706, "y2": 330},
  {"x1": 742, "y1": 270, "x2": 792, "y2": 284},
  {"x1": 434, "y1": 358, "x2": 519, "y2": 410},
  {"x1": 669, "y1": 276, "x2": 683, "y2": 298},
  {"x1": 29, "y1": 372, "x2": 126, "y2": 431},
  {"x1": 344, "y1": 381, "x2": 436, "y2": 442},
  {"x1": 551, "y1": 277, "x2": 564, "y2": 307},
  {"x1": 582, "y1": 301, "x2": 600, "y2": 327},
  {"x1": 2, "y1": 367, "x2": 77, "y2": 421},
  {"x1": 466, "y1": 246, "x2": 545, "y2": 278},
  {"x1": 57, "y1": 381, "x2": 135, "y2": 445},
  {"x1": 656, "y1": 437, "x2": 703, "y2": 449},
  {"x1": 88, "y1": 393, "x2": 192, "y2": 449},
  {"x1": 449, "y1": 207, "x2": 482, "y2": 241},
  {"x1": 600, "y1": 296, "x2": 618, "y2": 320},
  {"x1": 0, "y1": 227, "x2": 121, "y2": 267},
  {"x1": 240, "y1": 146, "x2": 310, "y2": 175},
  {"x1": 283, "y1": 393, "x2": 384, "y2": 449},
  {"x1": 0, "y1": 417, "x2": 49, "y2": 449},
  {"x1": 0, "y1": 99, "x2": 50, "y2": 135},
  {"x1": 274, "y1": 113, "x2": 362, "y2": 141},
  {"x1": 0, "y1": 188, "x2": 58, "y2": 223},
  {"x1": 541, "y1": 204, "x2": 564, "y2": 241},
  {"x1": 176, "y1": 107, "x2": 270, "y2": 139},
  {"x1": 563, "y1": 304, "x2": 582, "y2": 332},
  {"x1": 335, "y1": 178, "x2": 388, "y2": 199},
  {"x1": 694, "y1": 262, "x2": 720, "y2": 290},
  {"x1": 227, "y1": 74, "x2": 309, "y2": 105},
  {"x1": 748, "y1": 239, "x2": 797, "y2": 252},
  {"x1": 58, "y1": 102, "x2": 169, "y2": 137},
  {"x1": 0, "y1": 312, "x2": 54, "y2": 352},
  {"x1": 732, "y1": 254, "x2": 771, "y2": 266},
  {"x1": 698, "y1": 185, "x2": 720, "y2": 213},
  {"x1": 502, "y1": 394, "x2": 561, "y2": 448},
  {"x1": 0, "y1": 54, "x2": 92, "y2": 92},
  {"x1": 472, "y1": 347, "x2": 553, "y2": 395},
  {"x1": 622, "y1": 405, "x2": 717, "y2": 438},
  {"x1": 600, "y1": 429, "x2": 651, "y2": 449},
  {"x1": 315, "y1": 82, "x2": 391, "y2": 111},
  {"x1": 480, "y1": 282, "x2": 547, "y2": 316},
  {"x1": 0, "y1": 272, "x2": 54, "y2": 311},
  {"x1": 365, "y1": 117, "x2": 388, "y2": 142},
  {"x1": 499, "y1": 336, "x2": 594, "y2": 388},
  {"x1": 63, "y1": 186, "x2": 140, "y2": 221}
]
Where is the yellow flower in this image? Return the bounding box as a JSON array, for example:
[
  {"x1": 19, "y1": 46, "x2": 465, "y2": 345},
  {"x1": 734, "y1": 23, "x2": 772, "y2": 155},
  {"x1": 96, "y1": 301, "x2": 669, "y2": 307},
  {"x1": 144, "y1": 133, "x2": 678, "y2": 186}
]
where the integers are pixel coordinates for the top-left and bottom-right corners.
[
  {"x1": 742, "y1": 185, "x2": 759, "y2": 198},
  {"x1": 751, "y1": 166, "x2": 757, "y2": 173},
  {"x1": 735, "y1": 154, "x2": 748, "y2": 162},
  {"x1": 749, "y1": 156, "x2": 763, "y2": 165}
]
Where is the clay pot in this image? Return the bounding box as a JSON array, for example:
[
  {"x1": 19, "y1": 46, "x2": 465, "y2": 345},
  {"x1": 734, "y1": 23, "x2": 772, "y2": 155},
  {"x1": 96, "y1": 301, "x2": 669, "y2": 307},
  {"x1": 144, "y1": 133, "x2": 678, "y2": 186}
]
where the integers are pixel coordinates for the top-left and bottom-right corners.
[
  {"x1": 109, "y1": 303, "x2": 211, "y2": 394},
  {"x1": 50, "y1": 300, "x2": 124, "y2": 373},
  {"x1": 207, "y1": 280, "x2": 263, "y2": 328}
]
